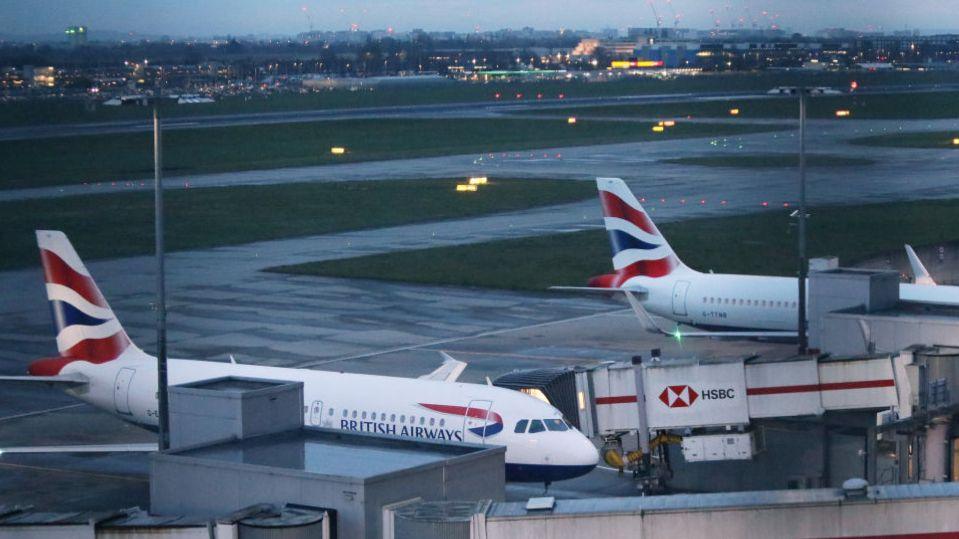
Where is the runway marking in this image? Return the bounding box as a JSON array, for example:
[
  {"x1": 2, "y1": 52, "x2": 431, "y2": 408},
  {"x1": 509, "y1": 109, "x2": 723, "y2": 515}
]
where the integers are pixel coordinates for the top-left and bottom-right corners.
[
  {"x1": 439, "y1": 349, "x2": 601, "y2": 364},
  {"x1": 0, "y1": 461, "x2": 149, "y2": 482},
  {"x1": 0, "y1": 403, "x2": 85, "y2": 423},
  {"x1": 297, "y1": 308, "x2": 630, "y2": 367}
]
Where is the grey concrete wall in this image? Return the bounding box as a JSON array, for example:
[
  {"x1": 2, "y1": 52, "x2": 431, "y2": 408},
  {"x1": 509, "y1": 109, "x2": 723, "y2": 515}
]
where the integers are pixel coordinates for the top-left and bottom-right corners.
[
  {"x1": 363, "y1": 453, "x2": 506, "y2": 539},
  {"x1": 169, "y1": 381, "x2": 303, "y2": 449},
  {"x1": 809, "y1": 269, "x2": 899, "y2": 350},
  {"x1": 483, "y1": 498, "x2": 959, "y2": 539},
  {"x1": 151, "y1": 456, "x2": 368, "y2": 538},
  {"x1": 821, "y1": 314, "x2": 959, "y2": 356},
  {"x1": 151, "y1": 445, "x2": 505, "y2": 539}
]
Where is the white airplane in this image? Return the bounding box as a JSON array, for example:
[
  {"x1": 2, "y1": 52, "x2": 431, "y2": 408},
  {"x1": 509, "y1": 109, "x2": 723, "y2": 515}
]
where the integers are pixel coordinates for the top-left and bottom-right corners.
[
  {"x1": 555, "y1": 177, "x2": 959, "y2": 338},
  {"x1": 0, "y1": 231, "x2": 598, "y2": 484}
]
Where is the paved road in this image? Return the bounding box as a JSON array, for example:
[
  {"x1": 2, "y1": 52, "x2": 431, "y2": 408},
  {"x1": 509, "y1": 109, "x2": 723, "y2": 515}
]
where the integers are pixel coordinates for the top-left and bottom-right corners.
[
  {"x1": 0, "y1": 90, "x2": 766, "y2": 142},
  {"x1": 5, "y1": 117, "x2": 959, "y2": 209},
  {"x1": 3, "y1": 83, "x2": 955, "y2": 142}
]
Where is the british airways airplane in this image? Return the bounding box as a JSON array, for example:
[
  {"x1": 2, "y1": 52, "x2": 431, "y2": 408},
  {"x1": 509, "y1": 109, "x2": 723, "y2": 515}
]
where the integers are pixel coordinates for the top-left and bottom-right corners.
[
  {"x1": 558, "y1": 177, "x2": 959, "y2": 338},
  {"x1": 1, "y1": 231, "x2": 598, "y2": 483}
]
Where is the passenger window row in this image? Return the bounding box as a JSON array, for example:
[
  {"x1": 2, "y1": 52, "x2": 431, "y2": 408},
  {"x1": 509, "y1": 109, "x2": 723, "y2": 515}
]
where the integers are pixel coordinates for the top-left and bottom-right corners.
[
  {"x1": 327, "y1": 408, "x2": 445, "y2": 427},
  {"x1": 514, "y1": 418, "x2": 570, "y2": 433},
  {"x1": 702, "y1": 297, "x2": 797, "y2": 309}
]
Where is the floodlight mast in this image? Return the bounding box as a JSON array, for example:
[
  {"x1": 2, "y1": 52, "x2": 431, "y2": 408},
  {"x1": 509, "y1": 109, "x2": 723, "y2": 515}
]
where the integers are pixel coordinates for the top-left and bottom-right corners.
[
  {"x1": 797, "y1": 88, "x2": 808, "y2": 355},
  {"x1": 153, "y1": 98, "x2": 170, "y2": 451}
]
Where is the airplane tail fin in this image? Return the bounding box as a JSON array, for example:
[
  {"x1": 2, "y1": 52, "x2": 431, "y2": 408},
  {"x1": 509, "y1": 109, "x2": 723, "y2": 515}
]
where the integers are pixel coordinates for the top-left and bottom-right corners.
[
  {"x1": 905, "y1": 244, "x2": 936, "y2": 286},
  {"x1": 590, "y1": 177, "x2": 689, "y2": 287},
  {"x1": 31, "y1": 230, "x2": 140, "y2": 375}
]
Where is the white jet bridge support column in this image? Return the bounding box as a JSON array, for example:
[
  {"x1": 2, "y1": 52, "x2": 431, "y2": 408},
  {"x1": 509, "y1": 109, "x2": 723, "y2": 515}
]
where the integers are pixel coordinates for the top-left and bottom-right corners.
[{"x1": 632, "y1": 355, "x2": 651, "y2": 460}]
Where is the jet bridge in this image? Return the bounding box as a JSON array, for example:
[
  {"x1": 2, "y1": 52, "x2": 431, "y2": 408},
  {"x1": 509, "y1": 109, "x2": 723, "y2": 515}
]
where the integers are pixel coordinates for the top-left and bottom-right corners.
[{"x1": 495, "y1": 351, "x2": 909, "y2": 468}]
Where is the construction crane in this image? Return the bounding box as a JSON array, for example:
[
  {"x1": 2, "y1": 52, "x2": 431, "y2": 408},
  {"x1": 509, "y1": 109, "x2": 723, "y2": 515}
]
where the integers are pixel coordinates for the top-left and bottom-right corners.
[
  {"x1": 648, "y1": 0, "x2": 664, "y2": 28},
  {"x1": 665, "y1": 0, "x2": 681, "y2": 28}
]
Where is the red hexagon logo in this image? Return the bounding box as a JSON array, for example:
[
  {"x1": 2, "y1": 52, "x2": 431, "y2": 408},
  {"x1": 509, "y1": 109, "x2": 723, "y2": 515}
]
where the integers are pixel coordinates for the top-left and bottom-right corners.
[{"x1": 658, "y1": 385, "x2": 699, "y2": 408}]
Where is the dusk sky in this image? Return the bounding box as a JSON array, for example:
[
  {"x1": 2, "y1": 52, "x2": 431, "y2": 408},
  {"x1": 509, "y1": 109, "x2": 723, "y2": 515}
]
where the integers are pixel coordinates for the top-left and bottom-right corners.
[{"x1": 2, "y1": 0, "x2": 958, "y2": 37}]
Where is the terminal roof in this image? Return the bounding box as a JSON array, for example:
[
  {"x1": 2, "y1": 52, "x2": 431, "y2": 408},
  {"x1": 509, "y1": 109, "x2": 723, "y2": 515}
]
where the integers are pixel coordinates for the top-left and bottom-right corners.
[{"x1": 172, "y1": 428, "x2": 493, "y2": 479}]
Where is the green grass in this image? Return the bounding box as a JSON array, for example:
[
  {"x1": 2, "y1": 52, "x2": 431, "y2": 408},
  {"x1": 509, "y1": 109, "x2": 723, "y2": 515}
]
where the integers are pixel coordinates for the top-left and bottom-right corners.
[
  {"x1": 850, "y1": 131, "x2": 959, "y2": 149},
  {"x1": 6, "y1": 70, "x2": 959, "y2": 127},
  {"x1": 0, "y1": 118, "x2": 786, "y2": 190},
  {"x1": 523, "y1": 91, "x2": 959, "y2": 120},
  {"x1": 270, "y1": 198, "x2": 959, "y2": 291},
  {"x1": 0, "y1": 178, "x2": 594, "y2": 271},
  {"x1": 661, "y1": 154, "x2": 875, "y2": 168}
]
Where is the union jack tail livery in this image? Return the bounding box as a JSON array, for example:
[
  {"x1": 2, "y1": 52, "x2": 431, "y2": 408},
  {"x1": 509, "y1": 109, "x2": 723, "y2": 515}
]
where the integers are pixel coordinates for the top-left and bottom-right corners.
[
  {"x1": 32, "y1": 231, "x2": 142, "y2": 376},
  {"x1": 590, "y1": 177, "x2": 689, "y2": 288}
]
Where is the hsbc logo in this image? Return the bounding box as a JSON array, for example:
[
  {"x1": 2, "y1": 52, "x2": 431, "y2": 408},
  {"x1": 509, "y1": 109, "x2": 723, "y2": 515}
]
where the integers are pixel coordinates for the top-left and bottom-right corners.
[
  {"x1": 658, "y1": 385, "x2": 736, "y2": 408},
  {"x1": 659, "y1": 385, "x2": 699, "y2": 408}
]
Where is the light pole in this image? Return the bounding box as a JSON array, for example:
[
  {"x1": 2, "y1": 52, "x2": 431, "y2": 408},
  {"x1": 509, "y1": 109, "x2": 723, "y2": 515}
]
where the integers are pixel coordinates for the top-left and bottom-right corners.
[
  {"x1": 110, "y1": 85, "x2": 202, "y2": 450},
  {"x1": 152, "y1": 98, "x2": 170, "y2": 451},
  {"x1": 797, "y1": 88, "x2": 808, "y2": 355}
]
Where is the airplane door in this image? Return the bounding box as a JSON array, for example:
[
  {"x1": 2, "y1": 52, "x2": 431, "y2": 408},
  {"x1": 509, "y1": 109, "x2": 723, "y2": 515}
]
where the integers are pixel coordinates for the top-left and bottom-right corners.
[
  {"x1": 309, "y1": 400, "x2": 324, "y2": 426},
  {"x1": 672, "y1": 280, "x2": 691, "y2": 317},
  {"x1": 462, "y1": 400, "x2": 494, "y2": 444},
  {"x1": 114, "y1": 367, "x2": 136, "y2": 415}
]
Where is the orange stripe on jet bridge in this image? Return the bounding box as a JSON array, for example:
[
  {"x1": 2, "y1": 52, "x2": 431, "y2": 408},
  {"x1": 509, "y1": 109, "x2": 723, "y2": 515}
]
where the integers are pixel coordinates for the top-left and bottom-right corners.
[
  {"x1": 746, "y1": 379, "x2": 895, "y2": 396},
  {"x1": 595, "y1": 395, "x2": 638, "y2": 405}
]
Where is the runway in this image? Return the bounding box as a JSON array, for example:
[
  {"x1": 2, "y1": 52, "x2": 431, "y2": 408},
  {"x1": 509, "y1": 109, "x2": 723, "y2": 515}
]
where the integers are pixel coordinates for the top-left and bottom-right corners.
[
  {"x1": 0, "y1": 90, "x2": 762, "y2": 142},
  {"x1": 2, "y1": 82, "x2": 955, "y2": 143}
]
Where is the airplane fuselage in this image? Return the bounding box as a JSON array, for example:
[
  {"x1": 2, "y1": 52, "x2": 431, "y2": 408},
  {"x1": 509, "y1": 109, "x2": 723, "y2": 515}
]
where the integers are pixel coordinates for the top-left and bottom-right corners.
[
  {"x1": 629, "y1": 270, "x2": 959, "y2": 332},
  {"x1": 58, "y1": 354, "x2": 599, "y2": 483}
]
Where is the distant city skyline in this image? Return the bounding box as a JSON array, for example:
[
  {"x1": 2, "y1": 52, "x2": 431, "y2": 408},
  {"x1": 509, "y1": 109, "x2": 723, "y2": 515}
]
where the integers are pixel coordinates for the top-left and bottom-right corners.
[{"x1": 2, "y1": 0, "x2": 959, "y2": 39}]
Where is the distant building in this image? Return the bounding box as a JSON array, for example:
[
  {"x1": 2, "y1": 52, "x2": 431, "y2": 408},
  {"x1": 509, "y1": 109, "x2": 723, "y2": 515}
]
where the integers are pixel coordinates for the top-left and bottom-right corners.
[
  {"x1": 65, "y1": 25, "x2": 88, "y2": 46},
  {"x1": 30, "y1": 66, "x2": 56, "y2": 88}
]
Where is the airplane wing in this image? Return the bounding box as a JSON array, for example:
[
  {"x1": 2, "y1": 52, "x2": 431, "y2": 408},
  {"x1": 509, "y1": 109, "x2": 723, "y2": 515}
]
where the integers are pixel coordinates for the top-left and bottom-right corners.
[
  {"x1": 549, "y1": 286, "x2": 649, "y2": 299},
  {"x1": 0, "y1": 373, "x2": 88, "y2": 387},
  {"x1": 419, "y1": 352, "x2": 467, "y2": 382},
  {"x1": 622, "y1": 290, "x2": 798, "y2": 339},
  {"x1": 905, "y1": 244, "x2": 936, "y2": 285},
  {"x1": 0, "y1": 443, "x2": 156, "y2": 454}
]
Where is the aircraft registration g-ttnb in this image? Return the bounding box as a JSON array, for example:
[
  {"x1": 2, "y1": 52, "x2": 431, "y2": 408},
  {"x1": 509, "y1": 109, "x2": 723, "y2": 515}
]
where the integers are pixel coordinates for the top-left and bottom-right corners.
[
  {"x1": 554, "y1": 177, "x2": 959, "y2": 339},
  {"x1": 0, "y1": 231, "x2": 598, "y2": 484}
]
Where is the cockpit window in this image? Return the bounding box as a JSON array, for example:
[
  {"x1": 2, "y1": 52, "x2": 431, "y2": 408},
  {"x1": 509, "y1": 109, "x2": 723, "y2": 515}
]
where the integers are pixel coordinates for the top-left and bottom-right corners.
[
  {"x1": 528, "y1": 420, "x2": 546, "y2": 433},
  {"x1": 514, "y1": 419, "x2": 529, "y2": 433},
  {"x1": 544, "y1": 419, "x2": 568, "y2": 431}
]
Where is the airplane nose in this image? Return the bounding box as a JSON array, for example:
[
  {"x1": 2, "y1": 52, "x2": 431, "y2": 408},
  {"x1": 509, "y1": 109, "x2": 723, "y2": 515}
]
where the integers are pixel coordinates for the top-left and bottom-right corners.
[{"x1": 573, "y1": 432, "x2": 600, "y2": 467}]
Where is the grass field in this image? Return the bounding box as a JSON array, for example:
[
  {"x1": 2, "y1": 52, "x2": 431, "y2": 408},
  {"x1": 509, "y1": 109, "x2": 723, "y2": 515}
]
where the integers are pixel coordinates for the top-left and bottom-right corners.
[
  {"x1": 850, "y1": 131, "x2": 959, "y2": 149},
  {"x1": 661, "y1": 154, "x2": 875, "y2": 168},
  {"x1": 5, "y1": 70, "x2": 959, "y2": 127},
  {"x1": 0, "y1": 178, "x2": 594, "y2": 271},
  {"x1": 270, "y1": 198, "x2": 959, "y2": 291},
  {"x1": 522, "y1": 91, "x2": 959, "y2": 120},
  {"x1": 0, "y1": 118, "x2": 786, "y2": 190}
]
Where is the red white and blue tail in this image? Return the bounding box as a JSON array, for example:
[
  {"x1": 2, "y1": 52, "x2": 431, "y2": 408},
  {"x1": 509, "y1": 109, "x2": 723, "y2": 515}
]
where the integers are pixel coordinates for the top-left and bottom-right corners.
[
  {"x1": 31, "y1": 231, "x2": 140, "y2": 375},
  {"x1": 591, "y1": 177, "x2": 689, "y2": 287}
]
